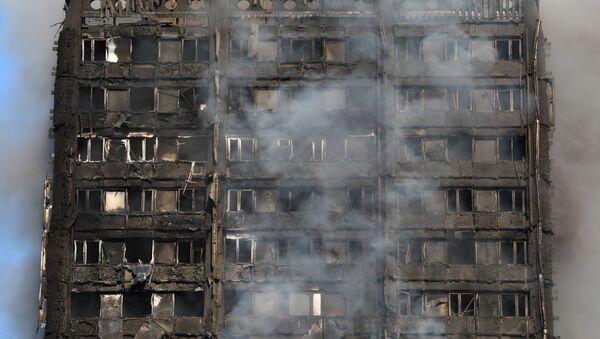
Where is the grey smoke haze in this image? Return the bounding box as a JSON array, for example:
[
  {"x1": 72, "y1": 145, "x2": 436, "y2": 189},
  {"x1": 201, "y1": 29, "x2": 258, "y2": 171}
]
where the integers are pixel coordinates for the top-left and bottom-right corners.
[
  {"x1": 0, "y1": 1, "x2": 63, "y2": 338},
  {"x1": 541, "y1": 1, "x2": 600, "y2": 338}
]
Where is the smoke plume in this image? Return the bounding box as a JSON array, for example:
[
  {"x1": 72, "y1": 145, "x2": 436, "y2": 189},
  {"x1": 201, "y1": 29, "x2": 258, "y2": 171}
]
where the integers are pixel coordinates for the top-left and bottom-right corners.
[
  {"x1": 0, "y1": 1, "x2": 63, "y2": 338},
  {"x1": 541, "y1": 1, "x2": 600, "y2": 338}
]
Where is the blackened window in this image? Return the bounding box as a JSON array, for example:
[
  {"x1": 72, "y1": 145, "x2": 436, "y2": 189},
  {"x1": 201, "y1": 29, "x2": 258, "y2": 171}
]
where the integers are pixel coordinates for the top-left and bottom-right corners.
[
  {"x1": 448, "y1": 135, "x2": 473, "y2": 161},
  {"x1": 226, "y1": 238, "x2": 254, "y2": 264},
  {"x1": 499, "y1": 136, "x2": 526, "y2": 161},
  {"x1": 125, "y1": 238, "x2": 152, "y2": 263},
  {"x1": 132, "y1": 37, "x2": 158, "y2": 64},
  {"x1": 398, "y1": 291, "x2": 423, "y2": 316},
  {"x1": 130, "y1": 87, "x2": 155, "y2": 111},
  {"x1": 174, "y1": 292, "x2": 204, "y2": 317},
  {"x1": 347, "y1": 37, "x2": 375, "y2": 63},
  {"x1": 177, "y1": 239, "x2": 204, "y2": 264},
  {"x1": 447, "y1": 189, "x2": 473, "y2": 212},
  {"x1": 448, "y1": 236, "x2": 476, "y2": 264},
  {"x1": 79, "y1": 87, "x2": 105, "y2": 111},
  {"x1": 449, "y1": 293, "x2": 475, "y2": 316},
  {"x1": 179, "y1": 188, "x2": 206, "y2": 212},
  {"x1": 184, "y1": 38, "x2": 210, "y2": 62},
  {"x1": 71, "y1": 292, "x2": 100, "y2": 319},
  {"x1": 280, "y1": 39, "x2": 322, "y2": 63},
  {"x1": 123, "y1": 293, "x2": 152, "y2": 317}
]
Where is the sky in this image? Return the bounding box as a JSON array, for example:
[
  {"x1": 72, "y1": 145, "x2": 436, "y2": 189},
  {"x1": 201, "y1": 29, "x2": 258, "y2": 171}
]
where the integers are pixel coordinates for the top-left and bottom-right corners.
[
  {"x1": 0, "y1": 1, "x2": 64, "y2": 338},
  {"x1": 0, "y1": 1, "x2": 598, "y2": 338}
]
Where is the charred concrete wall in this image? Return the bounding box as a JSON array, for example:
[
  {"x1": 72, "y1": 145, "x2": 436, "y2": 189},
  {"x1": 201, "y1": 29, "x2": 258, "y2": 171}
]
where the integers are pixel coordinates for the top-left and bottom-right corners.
[{"x1": 45, "y1": 0, "x2": 554, "y2": 338}]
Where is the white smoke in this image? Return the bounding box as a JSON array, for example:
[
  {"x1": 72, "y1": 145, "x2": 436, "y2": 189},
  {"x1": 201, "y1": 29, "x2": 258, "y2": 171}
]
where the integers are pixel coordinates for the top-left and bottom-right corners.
[
  {"x1": 541, "y1": 1, "x2": 600, "y2": 338},
  {"x1": 0, "y1": 1, "x2": 63, "y2": 338}
]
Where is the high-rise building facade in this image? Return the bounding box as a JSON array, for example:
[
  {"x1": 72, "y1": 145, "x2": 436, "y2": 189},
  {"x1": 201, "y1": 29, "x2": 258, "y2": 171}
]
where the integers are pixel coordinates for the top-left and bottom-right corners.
[{"x1": 43, "y1": 0, "x2": 555, "y2": 338}]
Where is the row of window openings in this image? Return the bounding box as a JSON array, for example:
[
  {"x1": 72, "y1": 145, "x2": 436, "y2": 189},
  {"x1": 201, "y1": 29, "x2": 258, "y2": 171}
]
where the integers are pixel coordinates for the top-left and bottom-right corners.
[
  {"x1": 397, "y1": 291, "x2": 528, "y2": 318},
  {"x1": 225, "y1": 289, "x2": 365, "y2": 317},
  {"x1": 77, "y1": 188, "x2": 206, "y2": 213},
  {"x1": 392, "y1": 0, "x2": 518, "y2": 12},
  {"x1": 397, "y1": 188, "x2": 526, "y2": 213},
  {"x1": 223, "y1": 290, "x2": 528, "y2": 318},
  {"x1": 397, "y1": 135, "x2": 526, "y2": 162},
  {"x1": 228, "y1": 86, "x2": 374, "y2": 114},
  {"x1": 82, "y1": 37, "x2": 209, "y2": 63},
  {"x1": 79, "y1": 87, "x2": 207, "y2": 113},
  {"x1": 71, "y1": 292, "x2": 204, "y2": 319},
  {"x1": 397, "y1": 88, "x2": 522, "y2": 113},
  {"x1": 395, "y1": 38, "x2": 521, "y2": 62},
  {"x1": 225, "y1": 237, "x2": 363, "y2": 265},
  {"x1": 231, "y1": 36, "x2": 376, "y2": 63},
  {"x1": 398, "y1": 238, "x2": 527, "y2": 265},
  {"x1": 73, "y1": 239, "x2": 205, "y2": 265},
  {"x1": 226, "y1": 136, "x2": 373, "y2": 162},
  {"x1": 77, "y1": 136, "x2": 207, "y2": 162},
  {"x1": 227, "y1": 188, "x2": 373, "y2": 213}
]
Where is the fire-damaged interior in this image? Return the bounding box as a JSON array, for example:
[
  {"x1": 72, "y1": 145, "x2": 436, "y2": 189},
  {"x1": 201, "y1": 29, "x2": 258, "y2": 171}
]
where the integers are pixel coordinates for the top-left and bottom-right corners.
[{"x1": 43, "y1": 0, "x2": 555, "y2": 338}]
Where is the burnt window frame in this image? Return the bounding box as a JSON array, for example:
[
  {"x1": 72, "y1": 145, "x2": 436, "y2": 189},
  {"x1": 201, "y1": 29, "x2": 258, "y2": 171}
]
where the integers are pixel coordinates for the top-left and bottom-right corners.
[
  {"x1": 498, "y1": 189, "x2": 526, "y2": 212},
  {"x1": 127, "y1": 188, "x2": 154, "y2": 213},
  {"x1": 495, "y1": 38, "x2": 522, "y2": 61},
  {"x1": 128, "y1": 136, "x2": 157, "y2": 162},
  {"x1": 178, "y1": 188, "x2": 206, "y2": 213},
  {"x1": 447, "y1": 189, "x2": 473, "y2": 212},
  {"x1": 346, "y1": 188, "x2": 374, "y2": 213},
  {"x1": 71, "y1": 292, "x2": 101, "y2": 319},
  {"x1": 447, "y1": 235, "x2": 476, "y2": 265},
  {"x1": 277, "y1": 189, "x2": 324, "y2": 212},
  {"x1": 183, "y1": 37, "x2": 210, "y2": 62},
  {"x1": 397, "y1": 290, "x2": 424, "y2": 316},
  {"x1": 499, "y1": 135, "x2": 527, "y2": 161},
  {"x1": 123, "y1": 292, "x2": 152, "y2": 318},
  {"x1": 447, "y1": 134, "x2": 474, "y2": 161},
  {"x1": 500, "y1": 240, "x2": 527, "y2": 265},
  {"x1": 225, "y1": 236, "x2": 255, "y2": 264},
  {"x1": 280, "y1": 38, "x2": 324, "y2": 63},
  {"x1": 158, "y1": 38, "x2": 183, "y2": 63},
  {"x1": 500, "y1": 293, "x2": 528, "y2": 318},
  {"x1": 445, "y1": 38, "x2": 471, "y2": 62},
  {"x1": 395, "y1": 36, "x2": 423, "y2": 62},
  {"x1": 77, "y1": 189, "x2": 103, "y2": 213},
  {"x1": 271, "y1": 137, "x2": 293, "y2": 161},
  {"x1": 132, "y1": 36, "x2": 159, "y2": 64},
  {"x1": 79, "y1": 86, "x2": 105, "y2": 112},
  {"x1": 496, "y1": 88, "x2": 522, "y2": 112},
  {"x1": 228, "y1": 189, "x2": 255, "y2": 212},
  {"x1": 129, "y1": 87, "x2": 156, "y2": 112},
  {"x1": 227, "y1": 137, "x2": 256, "y2": 162},
  {"x1": 77, "y1": 136, "x2": 105, "y2": 162},
  {"x1": 74, "y1": 240, "x2": 102, "y2": 265},
  {"x1": 174, "y1": 291, "x2": 205, "y2": 317},
  {"x1": 446, "y1": 88, "x2": 472, "y2": 112},
  {"x1": 398, "y1": 239, "x2": 423, "y2": 265},
  {"x1": 449, "y1": 292, "x2": 476, "y2": 317},
  {"x1": 346, "y1": 36, "x2": 376, "y2": 63},
  {"x1": 82, "y1": 38, "x2": 107, "y2": 62},
  {"x1": 397, "y1": 88, "x2": 424, "y2": 112},
  {"x1": 176, "y1": 239, "x2": 205, "y2": 264},
  {"x1": 397, "y1": 137, "x2": 424, "y2": 161}
]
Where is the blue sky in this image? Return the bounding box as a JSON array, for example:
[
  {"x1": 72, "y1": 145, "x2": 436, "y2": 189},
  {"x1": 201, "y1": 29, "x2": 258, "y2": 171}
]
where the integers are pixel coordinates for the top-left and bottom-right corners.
[{"x1": 0, "y1": 3, "x2": 63, "y2": 337}]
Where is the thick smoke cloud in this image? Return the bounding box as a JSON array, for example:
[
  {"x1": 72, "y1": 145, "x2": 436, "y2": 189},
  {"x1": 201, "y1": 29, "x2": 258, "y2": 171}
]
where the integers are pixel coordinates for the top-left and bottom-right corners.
[
  {"x1": 541, "y1": 1, "x2": 600, "y2": 338},
  {"x1": 0, "y1": 1, "x2": 63, "y2": 338}
]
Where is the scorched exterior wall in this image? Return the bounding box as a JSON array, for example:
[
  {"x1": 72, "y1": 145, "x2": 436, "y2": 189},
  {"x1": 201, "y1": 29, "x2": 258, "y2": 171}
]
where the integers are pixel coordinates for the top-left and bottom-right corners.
[{"x1": 44, "y1": 0, "x2": 555, "y2": 338}]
